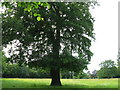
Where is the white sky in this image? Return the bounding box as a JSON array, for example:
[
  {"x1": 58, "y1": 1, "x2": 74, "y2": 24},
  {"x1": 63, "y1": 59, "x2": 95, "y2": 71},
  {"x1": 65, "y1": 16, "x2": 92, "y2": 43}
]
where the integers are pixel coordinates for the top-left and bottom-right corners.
[{"x1": 87, "y1": 0, "x2": 119, "y2": 73}]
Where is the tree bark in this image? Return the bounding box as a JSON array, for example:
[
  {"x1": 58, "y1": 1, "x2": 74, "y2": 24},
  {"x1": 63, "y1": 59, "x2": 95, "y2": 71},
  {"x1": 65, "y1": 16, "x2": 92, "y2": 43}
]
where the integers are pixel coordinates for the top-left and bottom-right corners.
[
  {"x1": 50, "y1": 29, "x2": 62, "y2": 86},
  {"x1": 50, "y1": 28, "x2": 61, "y2": 86},
  {"x1": 50, "y1": 67, "x2": 62, "y2": 86},
  {"x1": 50, "y1": 4, "x2": 62, "y2": 86}
]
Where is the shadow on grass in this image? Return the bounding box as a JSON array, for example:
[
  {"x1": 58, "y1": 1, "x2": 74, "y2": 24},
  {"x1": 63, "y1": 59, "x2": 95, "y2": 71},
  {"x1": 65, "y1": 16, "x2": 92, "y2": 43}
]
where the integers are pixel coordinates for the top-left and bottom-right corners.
[
  {"x1": 47, "y1": 84, "x2": 89, "y2": 88},
  {"x1": 2, "y1": 84, "x2": 118, "y2": 90},
  {"x1": 2, "y1": 88, "x2": 118, "y2": 90}
]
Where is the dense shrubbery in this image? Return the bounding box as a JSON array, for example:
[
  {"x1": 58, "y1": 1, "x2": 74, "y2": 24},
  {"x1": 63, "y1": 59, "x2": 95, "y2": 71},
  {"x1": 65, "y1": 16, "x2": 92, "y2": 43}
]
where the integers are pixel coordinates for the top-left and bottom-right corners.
[
  {"x1": 96, "y1": 60, "x2": 119, "y2": 78},
  {"x1": 2, "y1": 62, "x2": 89, "y2": 79},
  {"x1": 1, "y1": 52, "x2": 89, "y2": 79},
  {"x1": 97, "y1": 67, "x2": 118, "y2": 78},
  {"x1": 2, "y1": 54, "x2": 50, "y2": 78},
  {"x1": 3, "y1": 59, "x2": 119, "y2": 79},
  {"x1": 2, "y1": 53, "x2": 119, "y2": 79},
  {"x1": 2, "y1": 63, "x2": 51, "y2": 78}
]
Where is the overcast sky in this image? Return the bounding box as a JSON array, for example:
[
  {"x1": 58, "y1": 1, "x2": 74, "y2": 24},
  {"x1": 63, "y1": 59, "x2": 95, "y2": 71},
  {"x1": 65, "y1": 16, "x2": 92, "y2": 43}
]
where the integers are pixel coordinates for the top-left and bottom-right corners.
[{"x1": 87, "y1": 0, "x2": 119, "y2": 72}]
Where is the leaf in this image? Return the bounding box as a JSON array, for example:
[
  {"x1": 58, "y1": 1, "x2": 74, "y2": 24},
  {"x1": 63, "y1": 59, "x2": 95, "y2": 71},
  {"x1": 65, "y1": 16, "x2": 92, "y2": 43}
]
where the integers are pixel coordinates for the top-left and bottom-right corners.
[
  {"x1": 34, "y1": 13, "x2": 38, "y2": 17},
  {"x1": 18, "y1": 3, "x2": 21, "y2": 7},
  {"x1": 37, "y1": 14, "x2": 41, "y2": 16},
  {"x1": 38, "y1": 2, "x2": 41, "y2": 5},
  {"x1": 47, "y1": 4, "x2": 51, "y2": 9},
  {"x1": 28, "y1": 9, "x2": 31, "y2": 12},
  {"x1": 35, "y1": 5, "x2": 38, "y2": 9},
  {"x1": 24, "y1": 8, "x2": 27, "y2": 11},
  {"x1": 41, "y1": 18, "x2": 44, "y2": 21},
  {"x1": 37, "y1": 17, "x2": 41, "y2": 21},
  {"x1": 30, "y1": 12, "x2": 32, "y2": 15}
]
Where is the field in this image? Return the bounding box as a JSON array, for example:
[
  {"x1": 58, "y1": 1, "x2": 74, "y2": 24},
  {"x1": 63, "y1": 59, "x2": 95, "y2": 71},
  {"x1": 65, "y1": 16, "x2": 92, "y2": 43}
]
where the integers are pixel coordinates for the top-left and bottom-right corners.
[{"x1": 2, "y1": 78, "x2": 118, "y2": 89}]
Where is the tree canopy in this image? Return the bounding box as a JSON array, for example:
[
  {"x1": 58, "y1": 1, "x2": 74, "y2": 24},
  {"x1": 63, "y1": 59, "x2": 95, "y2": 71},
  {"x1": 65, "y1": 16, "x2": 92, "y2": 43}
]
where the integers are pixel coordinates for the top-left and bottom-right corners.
[
  {"x1": 97, "y1": 60, "x2": 117, "y2": 78},
  {"x1": 2, "y1": 2, "x2": 95, "y2": 86}
]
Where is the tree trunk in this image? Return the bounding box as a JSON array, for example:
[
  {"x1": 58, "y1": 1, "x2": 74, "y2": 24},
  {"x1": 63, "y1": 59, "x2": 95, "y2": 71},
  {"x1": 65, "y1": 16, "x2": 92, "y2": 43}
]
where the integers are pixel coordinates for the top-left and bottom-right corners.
[
  {"x1": 50, "y1": 28, "x2": 62, "y2": 86},
  {"x1": 50, "y1": 29, "x2": 61, "y2": 86},
  {"x1": 50, "y1": 68, "x2": 62, "y2": 86},
  {"x1": 50, "y1": 4, "x2": 62, "y2": 86}
]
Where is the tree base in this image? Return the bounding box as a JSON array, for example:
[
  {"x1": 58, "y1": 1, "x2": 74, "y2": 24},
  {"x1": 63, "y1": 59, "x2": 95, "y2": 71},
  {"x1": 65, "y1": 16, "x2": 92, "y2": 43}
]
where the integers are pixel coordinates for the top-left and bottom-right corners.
[
  {"x1": 50, "y1": 80, "x2": 62, "y2": 86},
  {"x1": 50, "y1": 68, "x2": 62, "y2": 86},
  {"x1": 50, "y1": 83, "x2": 62, "y2": 86}
]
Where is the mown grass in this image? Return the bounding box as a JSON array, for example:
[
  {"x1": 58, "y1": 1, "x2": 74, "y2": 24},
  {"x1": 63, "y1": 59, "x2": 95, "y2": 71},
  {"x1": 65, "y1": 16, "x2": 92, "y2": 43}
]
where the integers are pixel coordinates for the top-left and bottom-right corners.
[{"x1": 2, "y1": 78, "x2": 118, "y2": 88}]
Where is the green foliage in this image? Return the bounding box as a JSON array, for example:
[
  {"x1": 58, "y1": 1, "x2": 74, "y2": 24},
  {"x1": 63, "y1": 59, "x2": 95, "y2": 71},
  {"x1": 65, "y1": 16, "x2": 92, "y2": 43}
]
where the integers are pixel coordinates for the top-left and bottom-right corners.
[
  {"x1": 2, "y1": 2, "x2": 95, "y2": 73},
  {"x1": 97, "y1": 60, "x2": 118, "y2": 78},
  {"x1": 99, "y1": 60, "x2": 116, "y2": 68},
  {"x1": 2, "y1": 2, "x2": 50, "y2": 21},
  {"x1": 97, "y1": 67, "x2": 118, "y2": 78},
  {"x1": 3, "y1": 63, "x2": 30, "y2": 78},
  {"x1": 2, "y1": 63, "x2": 50, "y2": 78},
  {"x1": 19, "y1": 2, "x2": 50, "y2": 21},
  {"x1": 61, "y1": 70, "x2": 89, "y2": 79},
  {"x1": 61, "y1": 71, "x2": 74, "y2": 79},
  {"x1": 74, "y1": 71, "x2": 89, "y2": 79},
  {"x1": 2, "y1": 54, "x2": 50, "y2": 78},
  {"x1": 36, "y1": 17, "x2": 44, "y2": 21}
]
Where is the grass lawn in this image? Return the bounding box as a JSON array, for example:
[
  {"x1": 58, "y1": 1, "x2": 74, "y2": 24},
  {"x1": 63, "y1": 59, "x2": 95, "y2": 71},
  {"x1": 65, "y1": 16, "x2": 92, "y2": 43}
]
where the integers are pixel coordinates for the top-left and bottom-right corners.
[{"x1": 2, "y1": 78, "x2": 118, "y2": 88}]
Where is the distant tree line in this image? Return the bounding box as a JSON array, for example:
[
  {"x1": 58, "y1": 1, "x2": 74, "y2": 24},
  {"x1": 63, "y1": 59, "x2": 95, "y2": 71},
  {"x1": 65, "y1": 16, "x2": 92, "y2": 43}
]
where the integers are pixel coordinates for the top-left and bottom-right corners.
[
  {"x1": 2, "y1": 60, "x2": 90, "y2": 79},
  {"x1": 2, "y1": 52, "x2": 90, "y2": 79},
  {"x1": 97, "y1": 60, "x2": 119, "y2": 78},
  {"x1": 1, "y1": 52, "x2": 50, "y2": 78},
  {"x1": 2, "y1": 60, "x2": 50, "y2": 78},
  {"x1": 88, "y1": 60, "x2": 120, "y2": 79},
  {"x1": 2, "y1": 52, "x2": 120, "y2": 79}
]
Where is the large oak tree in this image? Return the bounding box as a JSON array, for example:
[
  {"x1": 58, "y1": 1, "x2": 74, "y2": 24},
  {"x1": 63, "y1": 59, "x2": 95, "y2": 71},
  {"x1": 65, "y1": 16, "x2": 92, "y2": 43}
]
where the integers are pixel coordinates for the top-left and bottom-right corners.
[{"x1": 2, "y1": 2, "x2": 95, "y2": 86}]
